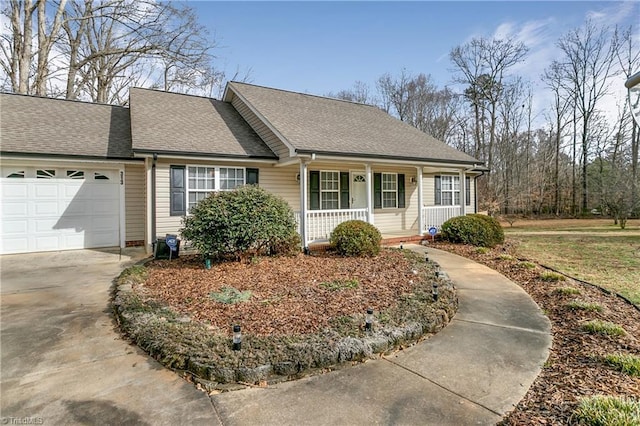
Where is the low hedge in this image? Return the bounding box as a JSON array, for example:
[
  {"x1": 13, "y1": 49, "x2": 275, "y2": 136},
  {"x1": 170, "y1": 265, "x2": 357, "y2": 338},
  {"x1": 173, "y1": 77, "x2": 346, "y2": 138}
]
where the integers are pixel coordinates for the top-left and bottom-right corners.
[{"x1": 441, "y1": 214, "x2": 504, "y2": 248}]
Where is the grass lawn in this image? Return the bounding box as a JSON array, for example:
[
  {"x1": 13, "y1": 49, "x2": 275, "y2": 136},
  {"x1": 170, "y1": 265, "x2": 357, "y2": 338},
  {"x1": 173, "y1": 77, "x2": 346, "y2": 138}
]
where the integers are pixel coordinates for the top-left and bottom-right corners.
[{"x1": 502, "y1": 219, "x2": 640, "y2": 306}]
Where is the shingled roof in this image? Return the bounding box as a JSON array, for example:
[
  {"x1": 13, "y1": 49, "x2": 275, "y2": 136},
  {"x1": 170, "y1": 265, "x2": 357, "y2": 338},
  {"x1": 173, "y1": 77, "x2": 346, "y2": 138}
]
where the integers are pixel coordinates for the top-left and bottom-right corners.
[
  {"x1": 129, "y1": 88, "x2": 276, "y2": 159},
  {"x1": 226, "y1": 82, "x2": 481, "y2": 165},
  {"x1": 0, "y1": 93, "x2": 132, "y2": 159}
]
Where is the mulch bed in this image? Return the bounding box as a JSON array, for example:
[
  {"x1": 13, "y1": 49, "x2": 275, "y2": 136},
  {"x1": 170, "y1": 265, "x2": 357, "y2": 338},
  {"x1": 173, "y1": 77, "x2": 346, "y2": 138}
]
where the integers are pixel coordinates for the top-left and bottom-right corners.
[
  {"x1": 115, "y1": 248, "x2": 457, "y2": 386},
  {"x1": 431, "y1": 241, "x2": 640, "y2": 425},
  {"x1": 144, "y1": 250, "x2": 420, "y2": 336}
]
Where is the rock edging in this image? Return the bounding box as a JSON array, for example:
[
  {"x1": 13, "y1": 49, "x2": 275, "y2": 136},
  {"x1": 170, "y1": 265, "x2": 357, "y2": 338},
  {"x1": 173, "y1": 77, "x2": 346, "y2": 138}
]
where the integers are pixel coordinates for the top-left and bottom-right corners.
[{"x1": 112, "y1": 257, "x2": 457, "y2": 391}]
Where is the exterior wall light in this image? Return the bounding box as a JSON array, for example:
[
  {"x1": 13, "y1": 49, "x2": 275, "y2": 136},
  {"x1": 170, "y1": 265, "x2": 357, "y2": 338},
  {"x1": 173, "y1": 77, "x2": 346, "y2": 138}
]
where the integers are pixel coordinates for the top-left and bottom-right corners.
[{"x1": 232, "y1": 325, "x2": 242, "y2": 351}]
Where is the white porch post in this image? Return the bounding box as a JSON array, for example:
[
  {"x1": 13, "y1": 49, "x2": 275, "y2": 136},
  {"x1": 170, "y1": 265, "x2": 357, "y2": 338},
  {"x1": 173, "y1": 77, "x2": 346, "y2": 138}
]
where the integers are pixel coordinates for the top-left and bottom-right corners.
[
  {"x1": 365, "y1": 163, "x2": 374, "y2": 224},
  {"x1": 299, "y1": 161, "x2": 308, "y2": 248},
  {"x1": 417, "y1": 166, "x2": 424, "y2": 235},
  {"x1": 459, "y1": 169, "x2": 466, "y2": 216}
]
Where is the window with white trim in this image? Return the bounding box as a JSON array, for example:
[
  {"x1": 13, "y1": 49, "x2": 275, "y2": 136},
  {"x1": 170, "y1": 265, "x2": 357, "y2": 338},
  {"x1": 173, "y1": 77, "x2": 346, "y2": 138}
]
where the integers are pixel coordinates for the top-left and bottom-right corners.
[
  {"x1": 320, "y1": 171, "x2": 339, "y2": 210},
  {"x1": 178, "y1": 166, "x2": 248, "y2": 213},
  {"x1": 187, "y1": 166, "x2": 216, "y2": 212},
  {"x1": 441, "y1": 175, "x2": 460, "y2": 205},
  {"x1": 382, "y1": 173, "x2": 397, "y2": 208},
  {"x1": 220, "y1": 167, "x2": 245, "y2": 190}
]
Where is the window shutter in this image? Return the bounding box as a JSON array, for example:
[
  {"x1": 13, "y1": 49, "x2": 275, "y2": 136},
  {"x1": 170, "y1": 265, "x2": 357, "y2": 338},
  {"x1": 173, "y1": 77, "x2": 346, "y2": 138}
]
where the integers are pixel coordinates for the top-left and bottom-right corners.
[
  {"x1": 340, "y1": 172, "x2": 350, "y2": 209},
  {"x1": 246, "y1": 168, "x2": 259, "y2": 185},
  {"x1": 465, "y1": 176, "x2": 471, "y2": 206},
  {"x1": 397, "y1": 174, "x2": 405, "y2": 208},
  {"x1": 309, "y1": 171, "x2": 320, "y2": 210},
  {"x1": 374, "y1": 173, "x2": 382, "y2": 209},
  {"x1": 435, "y1": 175, "x2": 442, "y2": 205},
  {"x1": 170, "y1": 165, "x2": 186, "y2": 216}
]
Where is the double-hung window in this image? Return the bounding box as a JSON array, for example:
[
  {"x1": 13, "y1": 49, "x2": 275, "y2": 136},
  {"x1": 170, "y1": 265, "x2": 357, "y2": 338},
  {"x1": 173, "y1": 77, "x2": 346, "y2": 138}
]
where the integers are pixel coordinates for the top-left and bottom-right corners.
[
  {"x1": 187, "y1": 166, "x2": 217, "y2": 212},
  {"x1": 435, "y1": 175, "x2": 471, "y2": 206},
  {"x1": 381, "y1": 173, "x2": 398, "y2": 208},
  {"x1": 171, "y1": 165, "x2": 256, "y2": 215},
  {"x1": 320, "y1": 171, "x2": 339, "y2": 210}
]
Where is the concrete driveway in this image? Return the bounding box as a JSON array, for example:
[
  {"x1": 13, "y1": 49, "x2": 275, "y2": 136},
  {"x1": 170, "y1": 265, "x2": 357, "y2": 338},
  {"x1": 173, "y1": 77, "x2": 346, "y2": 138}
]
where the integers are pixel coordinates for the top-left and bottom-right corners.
[{"x1": 0, "y1": 249, "x2": 218, "y2": 425}]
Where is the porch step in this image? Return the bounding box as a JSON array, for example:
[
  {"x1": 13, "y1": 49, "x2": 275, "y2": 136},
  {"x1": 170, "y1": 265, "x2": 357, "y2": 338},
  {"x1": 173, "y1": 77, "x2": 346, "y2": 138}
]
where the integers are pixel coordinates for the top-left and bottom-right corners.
[
  {"x1": 307, "y1": 235, "x2": 431, "y2": 253},
  {"x1": 381, "y1": 235, "x2": 430, "y2": 246}
]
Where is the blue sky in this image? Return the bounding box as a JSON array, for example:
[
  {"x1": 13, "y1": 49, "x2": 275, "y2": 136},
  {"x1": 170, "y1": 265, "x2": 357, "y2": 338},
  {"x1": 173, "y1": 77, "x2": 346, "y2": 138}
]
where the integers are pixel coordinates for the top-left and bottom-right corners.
[{"x1": 192, "y1": 0, "x2": 638, "y2": 105}]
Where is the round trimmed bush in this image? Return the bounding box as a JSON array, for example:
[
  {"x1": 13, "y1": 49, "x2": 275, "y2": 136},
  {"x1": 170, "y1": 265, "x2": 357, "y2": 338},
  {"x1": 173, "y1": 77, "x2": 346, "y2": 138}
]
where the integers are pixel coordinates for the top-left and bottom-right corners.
[
  {"x1": 330, "y1": 220, "x2": 381, "y2": 257},
  {"x1": 440, "y1": 214, "x2": 504, "y2": 248},
  {"x1": 181, "y1": 186, "x2": 300, "y2": 259}
]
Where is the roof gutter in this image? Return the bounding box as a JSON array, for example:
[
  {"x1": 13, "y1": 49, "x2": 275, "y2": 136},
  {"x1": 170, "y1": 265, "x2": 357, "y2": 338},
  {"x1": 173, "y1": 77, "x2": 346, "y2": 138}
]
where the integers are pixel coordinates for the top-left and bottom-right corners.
[{"x1": 294, "y1": 149, "x2": 480, "y2": 168}]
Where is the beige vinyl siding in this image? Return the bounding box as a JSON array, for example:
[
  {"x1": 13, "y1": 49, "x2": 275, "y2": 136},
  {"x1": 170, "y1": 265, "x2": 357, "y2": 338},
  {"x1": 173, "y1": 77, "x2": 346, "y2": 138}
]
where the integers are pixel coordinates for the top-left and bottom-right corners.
[
  {"x1": 232, "y1": 97, "x2": 290, "y2": 160},
  {"x1": 259, "y1": 165, "x2": 300, "y2": 211},
  {"x1": 372, "y1": 165, "x2": 419, "y2": 234},
  {"x1": 155, "y1": 160, "x2": 300, "y2": 238},
  {"x1": 124, "y1": 163, "x2": 145, "y2": 242}
]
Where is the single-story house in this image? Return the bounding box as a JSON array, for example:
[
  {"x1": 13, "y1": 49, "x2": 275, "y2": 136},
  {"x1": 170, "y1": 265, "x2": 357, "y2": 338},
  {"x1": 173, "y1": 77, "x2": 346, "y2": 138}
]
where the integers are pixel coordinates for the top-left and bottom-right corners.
[{"x1": 0, "y1": 82, "x2": 486, "y2": 255}]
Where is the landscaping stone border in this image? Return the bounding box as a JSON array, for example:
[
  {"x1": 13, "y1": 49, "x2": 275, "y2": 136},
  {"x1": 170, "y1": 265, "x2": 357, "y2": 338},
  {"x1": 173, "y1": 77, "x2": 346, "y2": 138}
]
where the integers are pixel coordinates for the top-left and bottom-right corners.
[{"x1": 112, "y1": 256, "x2": 458, "y2": 391}]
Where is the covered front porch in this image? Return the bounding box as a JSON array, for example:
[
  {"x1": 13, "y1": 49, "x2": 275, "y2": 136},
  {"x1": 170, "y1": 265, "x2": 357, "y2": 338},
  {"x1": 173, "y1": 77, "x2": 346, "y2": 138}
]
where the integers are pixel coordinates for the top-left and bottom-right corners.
[{"x1": 295, "y1": 205, "x2": 463, "y2": 244}]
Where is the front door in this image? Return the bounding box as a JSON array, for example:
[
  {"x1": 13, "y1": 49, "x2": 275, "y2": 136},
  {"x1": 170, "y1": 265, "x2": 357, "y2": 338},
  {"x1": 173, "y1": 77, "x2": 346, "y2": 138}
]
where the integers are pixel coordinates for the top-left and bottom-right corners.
[{"x1": 350, "y1": 172, "x2": 367, "y2": 209}]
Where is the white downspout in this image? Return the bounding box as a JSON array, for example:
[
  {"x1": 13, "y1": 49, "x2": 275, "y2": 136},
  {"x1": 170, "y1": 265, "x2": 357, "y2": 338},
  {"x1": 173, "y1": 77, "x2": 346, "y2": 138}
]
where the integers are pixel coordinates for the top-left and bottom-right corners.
[{"x1": 417, "y1": 166, "x2": 424, "y2": 235}]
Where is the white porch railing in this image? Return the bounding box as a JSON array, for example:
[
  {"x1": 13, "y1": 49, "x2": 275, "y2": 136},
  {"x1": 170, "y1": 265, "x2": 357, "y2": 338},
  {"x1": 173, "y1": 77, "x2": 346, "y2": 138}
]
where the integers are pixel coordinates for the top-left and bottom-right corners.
[
  {"x1": 295, "y1": 209, "x2": 368, "y2": 243},
  {"x1": 422, "y1": 206, "x2": 462, "y2": 233}
]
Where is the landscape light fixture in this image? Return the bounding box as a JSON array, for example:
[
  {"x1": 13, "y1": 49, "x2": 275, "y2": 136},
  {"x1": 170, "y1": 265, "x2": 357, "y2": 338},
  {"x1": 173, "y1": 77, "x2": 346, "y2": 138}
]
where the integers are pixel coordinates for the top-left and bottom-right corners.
[
  {"x1": 232, "y1": 325, "x2": 242, "y2": 351},
  {"x1": 432, "y1": 283, "x2": 439, "y2": 302},
  {"x1": 365, "y1": 309, "x2": 374, "y2": 331},
  {"x1": 625, "y1": 71, "x2": 640, "y2": 127}
]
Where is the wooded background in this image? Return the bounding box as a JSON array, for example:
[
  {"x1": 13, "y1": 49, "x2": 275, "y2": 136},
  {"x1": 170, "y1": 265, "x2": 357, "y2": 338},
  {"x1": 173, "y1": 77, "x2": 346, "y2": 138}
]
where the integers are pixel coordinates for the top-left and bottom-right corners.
[{"x1": 2, "y1": 1, "x2": 638, "y2": 225}]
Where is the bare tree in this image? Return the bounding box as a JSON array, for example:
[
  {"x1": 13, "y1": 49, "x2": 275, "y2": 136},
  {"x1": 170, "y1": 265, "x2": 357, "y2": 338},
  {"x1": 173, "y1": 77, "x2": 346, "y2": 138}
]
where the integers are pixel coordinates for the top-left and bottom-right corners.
[
  {"x1": 450, "y1": 37, "x2": 528, "y2": 171},
  {"x1": 2, "y1": 0, "x2": 220, "y2": 104},
  {"x1": 556, "y1": 19, "x2": 616, "y2": 213}
]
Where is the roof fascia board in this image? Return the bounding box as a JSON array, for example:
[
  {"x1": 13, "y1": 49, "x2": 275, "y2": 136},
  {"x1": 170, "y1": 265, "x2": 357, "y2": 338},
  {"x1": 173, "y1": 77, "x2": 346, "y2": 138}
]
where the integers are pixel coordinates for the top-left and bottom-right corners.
[
  {"x1": 133, "y1": 150, "x2": 278, "y2": 164},
  {"x1": 226, "y1": 83, "x2": 297, "y2": 158},
  {"x1": 0, "y1": 152, "x2": 140, "y2": 163}
]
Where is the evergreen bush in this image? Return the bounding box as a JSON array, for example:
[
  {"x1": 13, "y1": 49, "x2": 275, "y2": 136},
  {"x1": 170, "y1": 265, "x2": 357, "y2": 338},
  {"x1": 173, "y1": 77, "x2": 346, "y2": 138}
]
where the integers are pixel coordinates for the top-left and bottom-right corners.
[
  {"x1": 330, "y1": 220, "x2": 381, "y2": 257},
  {"x1": 440, "y1": 214, "x2": 504, "y2": 247},
  {"x1": 181, "y1": 186, "x2": 300, "y2": 260}
]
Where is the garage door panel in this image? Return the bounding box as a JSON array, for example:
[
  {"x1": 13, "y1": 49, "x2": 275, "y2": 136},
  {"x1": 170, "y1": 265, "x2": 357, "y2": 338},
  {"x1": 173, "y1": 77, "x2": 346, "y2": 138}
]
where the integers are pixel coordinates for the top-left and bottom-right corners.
[
  {"x1": 2, "y1": 182, "x2": 28, "y2": 198},
  {"x1": 33, "y1": 235, "x2": 62, "y2": 251},
  {"x1": 33, "y1": 201, "x2": 60, "y2": 216},
  {"x1": 1, "y1": 167, "x2": 121, "y2": 254},
  {"x1": 33, "y1": 183, "x2": 59, "y2": 198},
  {"x1": 2, "y1": 201, "x2": 28, "y2": 217},
  {"x1": 1, "y1": 237, "x2": 28, "y2": 253}
]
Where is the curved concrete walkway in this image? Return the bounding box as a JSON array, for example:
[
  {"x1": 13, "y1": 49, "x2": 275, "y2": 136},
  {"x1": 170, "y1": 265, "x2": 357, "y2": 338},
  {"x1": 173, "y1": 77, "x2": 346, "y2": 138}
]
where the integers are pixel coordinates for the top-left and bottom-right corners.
[
  {"x1": 1, "y1": 245, "x2": 551, "y2": 425},
  {"x1": 210, "y1": 245, "x2": 551, "y2": 425}
]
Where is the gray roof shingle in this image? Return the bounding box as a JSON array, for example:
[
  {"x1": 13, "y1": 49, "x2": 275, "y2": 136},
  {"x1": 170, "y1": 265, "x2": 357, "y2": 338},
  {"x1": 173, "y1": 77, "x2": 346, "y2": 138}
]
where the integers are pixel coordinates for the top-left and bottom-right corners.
[
  {"x1": 129, "y1": 88, "x2": 276, "y2": 159},
  {"x1": 0, "y1": 93, "x2": 132, "y2": 158},
  {"x1": 228, "y1": 82, "x2": 481, "y2": 164}
]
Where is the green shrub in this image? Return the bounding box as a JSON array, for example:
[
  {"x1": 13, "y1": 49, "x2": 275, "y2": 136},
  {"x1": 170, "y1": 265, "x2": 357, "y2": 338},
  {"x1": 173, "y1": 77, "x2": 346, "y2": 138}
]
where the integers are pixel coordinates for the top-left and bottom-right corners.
[
  {"x1": 330, "y1": 220, "x2": 381, "y2": 257},
  {"x1": 572, "y1": 395, "x2": 639, "y2": 425},
  {"x1": 540, "y1": 271, "x2": 566, "y2": 282},
  {"x1": 320, "y1": 279, "x2": 359, "y2": 291},
  {"x1": 181, "y1": 186, "x2": 300, "y2": 260},
  {"x1": 603, "y1": 353, "x2": 640, "y2": 377},
  {"x1": 553, "y1": 286, "x2": 581, "y2": 295},
  {"x1": 520, "y1": 261, "x2": 537, "y2": 269},
  {"x1": 440, "y1": 214, "x2": 504, "y2": 248},
  {"x1": 582, "y1": 320, "x2": 626, "y2": 337},
  {"x1": 566, "y1": 300, "x2": 603, "y2": 312},
  {"x1": 471, "y1": 214, "x2": 505, "y2": 245}
]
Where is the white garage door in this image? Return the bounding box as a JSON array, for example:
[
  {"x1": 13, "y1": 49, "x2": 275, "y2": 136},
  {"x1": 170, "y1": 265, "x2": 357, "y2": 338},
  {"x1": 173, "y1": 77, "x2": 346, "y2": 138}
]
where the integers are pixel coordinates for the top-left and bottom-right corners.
[{"x1": 1, "y1": 166, "x2": 121, "y2": 254}]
